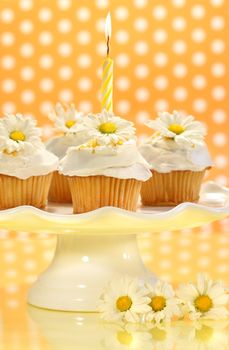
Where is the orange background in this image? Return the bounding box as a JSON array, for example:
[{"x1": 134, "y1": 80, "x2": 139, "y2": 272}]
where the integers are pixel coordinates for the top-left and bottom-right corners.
[{"x1": 0, "y1": 0, "x2": 229, "y2": 320}]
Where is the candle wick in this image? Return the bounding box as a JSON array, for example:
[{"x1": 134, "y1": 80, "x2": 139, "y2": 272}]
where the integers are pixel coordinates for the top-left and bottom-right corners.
[{"x1": 107, "y1": 35, "x2": 110, "y2": 57}]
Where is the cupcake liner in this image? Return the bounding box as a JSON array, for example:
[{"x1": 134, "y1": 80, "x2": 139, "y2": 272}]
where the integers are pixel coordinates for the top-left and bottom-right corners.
[
  {"x1": 141, "y1": 169, "x2": 206, "y2": 206},
  {"x1": 0, "y1": 173, "x2": 53, "y2": 209},
  {"x1": 68, "y1": 176, "x2": 142, "y2": 213},
  {"x1": 48, "y1": 171, "x2": 72, "y2": 203}
]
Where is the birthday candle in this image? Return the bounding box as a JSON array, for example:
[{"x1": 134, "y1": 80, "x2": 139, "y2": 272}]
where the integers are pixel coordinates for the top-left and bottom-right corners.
[{"x1": 101, "y1": 12, "x2": 113, "y2": 113}]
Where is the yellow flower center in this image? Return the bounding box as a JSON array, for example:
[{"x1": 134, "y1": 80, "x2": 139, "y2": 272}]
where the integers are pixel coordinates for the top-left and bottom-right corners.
[
  {"x1": 10, "y1": 130, "x2": 26, "y2": 142},
  {"x1": 99, "y1": 122, "x2": 117, "y2": 134},
  {"x1": 65, "y1": 120, "x2": 76, "y2": 129},
  {"x1": 194, "y1": 295, "x2": 213, "y2": 313},
  {"x1": 168, "y1": 123, "x2": 185, "y2": 135},
  {"x1": 150, "y1": 327, "x2": 166, "y2": 341},
  {"x1": 116, "y1": 331, "x2": 133, "y2": 345},
  {"x1": 195, "y1": 325, "x2": 214, "y2": 342},
  {"x1": 149, "y1": 296, "x2": 166, "y2": 312},
  {"x1": 116, "y1": 296, "x2": 132, "y2": 312}
]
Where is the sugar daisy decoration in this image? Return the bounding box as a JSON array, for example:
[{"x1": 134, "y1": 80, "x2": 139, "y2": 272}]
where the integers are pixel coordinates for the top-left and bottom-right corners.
[
  {"x1": 177, "y1": 273, "x2": 229, "y2": 321},
  {"x1": 48, "y1": 103, "x2": 85, "y2": 134},
  {"x1": 146, "y1": 110, "x2": 206, "y2": 148},
  {"x1": 98, "y1": 276, "x2": 151, "y2": 323},
  {"x1": 0, "y1": 114, "x2": 42, "y2": 154}
]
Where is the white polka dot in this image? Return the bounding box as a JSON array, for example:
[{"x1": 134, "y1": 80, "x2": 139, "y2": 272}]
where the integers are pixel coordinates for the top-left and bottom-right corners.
[
  {"x1": 153, "y1": 29, "x2": 168, "y2": 44},
  {"x1": 192, "y1": 52, "x2": 206, "y2": 66},
  {"x1": 134, "y1": 0, "x2": 148, "y2": 8},
  {"x1": 213, "y1": 133, "x2": 227, "y2": 147},
  {"x1": 96, "y1": 18, "x2": 105, "y2": 32},
  {"x1": 77, "y1": 54, "x2": 91, "y2": 68},
  {"x1": 211, "y1": 63, "x2": 225, "y2": 77},
  {"x1": 172, "y1": 17, "x2": 186, "y2": 31},
  {"x1": 5, "y1": 269, "x2": 17, "y2": 278},
  {"x1": 5, "y1": 285, "x2": 19, "y2": 294},
  {"x1": 152, "y1": 5, "x2": 167, "y2": 20},
  {"x1": 39, "y1": 78, "x2": 54, "y2": 93},
  {"x1": 116, "y1": 100, "x2": 131, "y2": 114},
  {"x1": 136, "y1": 111, "x2": 150, "y2": 124},
  {"x1": 24, "y1": 260, "x2": 37, "y2": 270},
  {"x1": 215, "y1": 175, "x2": 228, "y2": 186},
  {"x1": 153, "y1": 52, "x2": 168, "y2": 67},
  {"x1": 95, "y1": 0, "x2": 108, "y2": 8},
  {"x1": 218, "y1": 248, "x2": 229, "y2": 258},
  {"x1": 39, "y1": 55, "x2": 53, "y2": 69},
  {"x1": 193, "y1": 99, "x2": 207, "y2": 113},
  {"x1": 211, "y1": 39, "x2": 225, "y2": 54},
  {"x1": 135, "y1": 88, "x2": 150, "y2": 102},
  {"x1": 24, "y1": 275, "x2": 37, "y2": 284},
  {"x1": 4, "y1": 252, "x2": 16, "y2": 263},
  {"x1": 76, "y1": 31, "x2": 91, "y2": 45},
  {"x1": 191, "y1": 28, "x2": 206, "y2": 43},
  {"x1": 2, "y1": 102, "x2": 16, "y2": 114},
  {"x1": 172, "y1": 0, "x2": 185, "y2": 7},
  {"x1": 116, "y1": 54, "x2": 130, "y2": 68},
  {"x1": 134, "y1": 64, "x2": 149, "y2": 79},
  {"x1": 7, "y1": 300, "x2": 19, "y2": 308},
  {"x1": 154, "y1": 76, "x2": 168, "y2": 90},
  {"x1": 38, "y1": 8, "x2": 52, "y2": 22},
  {"x1": 58, "y1": 43, "x2": 72, "y2": 57},
  {"x1": 19, "y1": 20, "x2": 33, "y2": 34},
  {"x1": 192, "y1": 75, "x2": 207, "y2": 89},
  {"x1": 58, "y1": 19, "x2": 72, "y2": 33},
  {"x1": 57, "y1": 0, "x2": 72, "y2": 10},
  {"x1": 42, "y1": 124, "x2": 54, "y2": 138},
  {"x1": 217, "y1": 265, "x2": 229, "y2": 273},
  {"x1": 191, "y1": 5, "x2": 205, "y2": 19},
  {"x1": 40, "y1": 101, "x2": 53, "y2": 115},
  {"x1": 19, "y1": 0, "x2": 33, "y2": 11},
  {"x1": 154, "y1": 99, "x2": 169, "y2": 112},
  {"x1": 96, "y1": 67, "x2": 102, "y2": 79},
  {"x1": 159, "y1": 245, "x2": 171, "y2": 254},
  {"x1": 160, "y1": 260, "x2": 171, "y2": 269},
  {"x1": 116, "y1": 77, "x2": 130, "y2": 91},
  {"x1": 96, "y1": 42, "x2": 106, "y2": 56},
  {"x1": 115, "y1": 30, "x2": 129, "y2": 44},
  {"x1": 212, "y1": 109, "x2": 226, "y2": 124},
  {"x1": 77, "y1": 77, "x2": 92, "y2": 92},
  {"x1": 174, "y1": 87, "x2": 188, "y2": 101},
  {"x1": 214, "y1": 155, "x2": 228, "y2": 169},
  {"x1": 173, "y1": 63, "x2": 187, "y2": 78},
  {"x1": 179, "y1": 251, "x2": 191, "y2": 261},
  {"x1": 179, "y1": 266, "x2": 191, "y2": 275},
  {"x1": 0, "y1": 8, "x2": 14, "y2": 23},
  {"x1": 173, "y1": 40, "x2": 187, "y2": 54},
  {"x1": 76, "y1": 7, "x2": 91, "y2": 21},
  {"x1": 78, "y1": 101, "x2": 92, "y2": 113},
  {"x1": 134, "y1": 17, "x2": 148, "y2": 32},
  {"x1": 211, "y1": 16, "x2": 225, "y2": 30},
  {"x1": 211, "y1": 86, "x2": 226, "y2": 101},
  {"x1": 1, "y1": 32, "x2": 15, "y2": 46},
  {"x1": 210, "y1": 0, "x2": 224, "y2": 6},
  {"x1": 58, "y1": 89, "x2": 73, "y2": 102},
  {"x1": 1, "y1": 79, "x2": 16, "y2": 93},
  {"x1": 115, "y1": 6, "x2": 129, "y2": 21},
  {"x1": 39, "y1": 31, "x2": 53, "y2": 46},
  {"x1": 198, "y1": 242, "x2": 210, "y2": 252},
  {"x1": 21, "y1": 90, "x2": 35, "y2": 104},
  {"x1": 58, "y1": 66, "x2": 73, "y2": 80},
  {"x1": 198, "y1": 257, "x2": 210, "y2": 268},
  {"x1": 20, "y1": 66, "x2": 34, "y2": 80},
  {"x1": 20, "y1": 43, "x2": 34, "y2": 57},
  {"x1": 1, "y1": 56, "x2": 15, "y2": 71},
  {"x1": 134, "y1": 41, "x2": 149, "y2": 55}
]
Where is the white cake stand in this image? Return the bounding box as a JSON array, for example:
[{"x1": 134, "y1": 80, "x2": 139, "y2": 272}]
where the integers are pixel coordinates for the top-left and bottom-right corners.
[{"x1": 0, "y1": 181, "x2": 229, "y2": 312}]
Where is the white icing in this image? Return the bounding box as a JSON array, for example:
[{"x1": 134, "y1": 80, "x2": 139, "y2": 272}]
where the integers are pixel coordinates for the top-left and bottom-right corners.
[
  {"x1": 139, "y1": 140, "x2": 213, "y2": 173},
  {"x1": 46, "y1": 134, "x2": 89, "y2": 159},
  {"x1": 59, "y1": 143, "x2": 152, "y2": 181},
  {"x1": 0, "y1": 148, "x2": 58, "y2": 179}
]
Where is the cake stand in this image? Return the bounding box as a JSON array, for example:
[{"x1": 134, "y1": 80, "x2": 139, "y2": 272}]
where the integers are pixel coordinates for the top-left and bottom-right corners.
[{"x1": 0, "y1": 181, "x2": 229, "y2": 312}]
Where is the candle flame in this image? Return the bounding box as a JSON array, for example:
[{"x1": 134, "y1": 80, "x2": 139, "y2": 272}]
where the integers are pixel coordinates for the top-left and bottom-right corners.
[{"x1": 105, "y1": 12, "x2": 112, "y2": 39}]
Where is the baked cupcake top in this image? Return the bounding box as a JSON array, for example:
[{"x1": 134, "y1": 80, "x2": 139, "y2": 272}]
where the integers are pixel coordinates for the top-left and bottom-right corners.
[
  {"x1": 139, "y1": 111, "x2": 212, "y2": 173},
  {"x1": 0, "y1": 114, "x2": 58, "y2": 179},
  {"x1": 46, "y1": 103, "x2": 89, "y2": 159}
]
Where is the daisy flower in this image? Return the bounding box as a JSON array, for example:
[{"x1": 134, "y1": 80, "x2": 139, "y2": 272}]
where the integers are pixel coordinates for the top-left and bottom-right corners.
[
  {"x1": 177, "y1": 273, "x2": 229, "y2": 321},
  {"x1": 49, "y1": 102, "x2": 85, "y2": 134},
  {"x1": 0, "y1": 113, "x2": 42, "y2": 154},
  {"x1": 98, "y1": 276, "x2": 151, "y2": 323},
  {"x1": 144, "y1": 280, "x2": 181, "y2": 324},
  {"x1": 146, "y1": 110, "x2": 206, "y2": 148},
  {"x1": 82, "y1": 109, "x2": 136, "y2": 146}
]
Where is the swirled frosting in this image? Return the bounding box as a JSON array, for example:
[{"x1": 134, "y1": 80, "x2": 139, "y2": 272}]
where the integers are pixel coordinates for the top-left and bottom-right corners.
[{"x1": 59, "y1": 142, "x2": 152, "y2": 181}]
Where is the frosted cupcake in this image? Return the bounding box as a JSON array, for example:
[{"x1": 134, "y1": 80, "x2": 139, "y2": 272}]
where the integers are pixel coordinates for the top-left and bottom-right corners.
[
  {"x1": 46, "y1": 103, "x2": 89, "y2": 203},
  {"x1": 59, "y1": 110, "x2": 152, "y2": 213},
  {"x1": 139, "y1": 111, "x2": 212, "y2": 206},
  {"x1": 0, "y1": 114, "x2": 58, "y2": 209}
]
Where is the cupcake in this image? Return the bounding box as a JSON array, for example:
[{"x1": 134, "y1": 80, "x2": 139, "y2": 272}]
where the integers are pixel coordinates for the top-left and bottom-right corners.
[
  {"x1": 0, "y1": 114, "x2": 58, "y2": 209},
  {"x1": 46, "y1": 103, "x2": 89, "y2": 203},
  {"x1": 59, "y1": 110, "x2": 152, "y2": 213},
  {"x1": 139, "y1": 111, "x2": 212, "y2": 206}
]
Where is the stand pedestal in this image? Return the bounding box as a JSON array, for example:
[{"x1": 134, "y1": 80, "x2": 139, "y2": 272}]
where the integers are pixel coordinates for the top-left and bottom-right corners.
[{"x1": 28, "y1": 234, "x2": 155, "y2": 311}]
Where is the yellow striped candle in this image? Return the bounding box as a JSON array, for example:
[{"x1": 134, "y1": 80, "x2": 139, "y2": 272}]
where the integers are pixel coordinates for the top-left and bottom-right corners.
[{"x1": 101, "y1": 12, "x2": 113, "y2": 113}]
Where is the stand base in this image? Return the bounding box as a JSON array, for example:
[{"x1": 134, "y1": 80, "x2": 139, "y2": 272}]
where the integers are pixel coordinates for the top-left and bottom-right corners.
[{"x1": 28, "y1": 234, "x2": 155, "y2": 311}]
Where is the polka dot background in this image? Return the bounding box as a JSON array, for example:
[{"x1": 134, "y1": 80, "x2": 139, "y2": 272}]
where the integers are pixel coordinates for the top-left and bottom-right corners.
[{"x1": 0, "y1": 0, "x2": 229, "y2": 322}]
